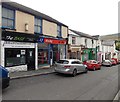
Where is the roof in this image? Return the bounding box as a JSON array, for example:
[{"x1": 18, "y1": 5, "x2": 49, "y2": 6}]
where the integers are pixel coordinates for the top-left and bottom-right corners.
[
  {"x1": 2, "y1": 1, "x2": 68, "y2": 27},
  {"x1": 92, "y1": 35, "x2": 99, "y2": 40},
  {"x1": 69, "y1": 29, "x2": 98, "y2": 40}
]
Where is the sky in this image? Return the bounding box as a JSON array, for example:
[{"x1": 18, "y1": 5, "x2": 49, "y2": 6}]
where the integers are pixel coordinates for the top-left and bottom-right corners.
[{"x1": 11, "y1": 0, "x2": 119, "y2": 35}]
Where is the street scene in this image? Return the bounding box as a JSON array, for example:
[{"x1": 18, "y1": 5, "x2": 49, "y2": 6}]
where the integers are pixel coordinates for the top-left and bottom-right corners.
[{"x1": 0, "y1": 0, "x2": 120, "y2": 101}]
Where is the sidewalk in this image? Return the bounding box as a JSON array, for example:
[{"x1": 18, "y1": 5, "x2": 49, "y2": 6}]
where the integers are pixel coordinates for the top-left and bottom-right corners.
[{"x1": 10, "y1": 67, "x2": 55, "y2": 80}]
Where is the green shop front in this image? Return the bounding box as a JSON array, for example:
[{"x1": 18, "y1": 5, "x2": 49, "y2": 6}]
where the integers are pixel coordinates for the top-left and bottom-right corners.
[{"x1": 81, "y1": 48, "x2": 97, "y2": 61}]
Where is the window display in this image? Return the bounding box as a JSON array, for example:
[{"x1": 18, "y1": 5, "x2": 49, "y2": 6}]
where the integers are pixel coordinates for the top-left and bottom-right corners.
[
  {"x1": 5, "y1": 49, "x2": 26, "y2": 67},
  {"x1": 38, "y1": 49, "x2": 49, "y2": 65}
]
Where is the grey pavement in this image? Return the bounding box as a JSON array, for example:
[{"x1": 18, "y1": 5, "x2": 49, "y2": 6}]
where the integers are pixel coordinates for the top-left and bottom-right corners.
[{"x1": 10, "y1": 66, "x2": 55, "y2": 79}]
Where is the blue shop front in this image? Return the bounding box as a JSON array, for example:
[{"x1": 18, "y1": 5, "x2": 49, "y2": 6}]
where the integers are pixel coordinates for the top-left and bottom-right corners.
[{"x1": 37, "y1": 37, "x2": 67, "y2": 67}]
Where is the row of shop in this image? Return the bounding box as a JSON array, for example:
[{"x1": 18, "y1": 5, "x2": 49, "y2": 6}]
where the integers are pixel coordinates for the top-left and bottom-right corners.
[
  {"x1": 68, "y1": 45, "x2": 97, "y2": 62},
  {"x1": 1, "y1": 30, "x2": 67, "y2": 72},
  {"x1": 68, "y1": 45, "x2": 119, "y2": 63}
]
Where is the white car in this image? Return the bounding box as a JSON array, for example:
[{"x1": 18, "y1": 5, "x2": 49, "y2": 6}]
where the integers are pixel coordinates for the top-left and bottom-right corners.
[
  {"x1": 54, "y1": 59, "x2": 88, "y2": 76},
  {"x1": 102, "y1": 60, "x2": 112, "y2": 67}
]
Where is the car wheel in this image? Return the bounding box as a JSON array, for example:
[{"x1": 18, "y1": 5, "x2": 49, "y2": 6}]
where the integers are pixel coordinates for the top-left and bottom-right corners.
[
  {"x1": 93, "y1": 67, "x2": 96, "y2": 71},
  {"x1": 84, "y1": 68, "x2": 88, "y2": 73},
  {"x1": 109, "y1": 64, "x2": 112, "y2": 67},
  {"x1": 72, "y1": 69, "x2": 77, "y2": 77}
]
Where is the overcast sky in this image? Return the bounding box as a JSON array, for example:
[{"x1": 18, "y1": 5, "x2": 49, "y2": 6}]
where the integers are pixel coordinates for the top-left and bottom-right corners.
[{"x1": 11, "y1": 0, "x2": 119, "y2": 35}]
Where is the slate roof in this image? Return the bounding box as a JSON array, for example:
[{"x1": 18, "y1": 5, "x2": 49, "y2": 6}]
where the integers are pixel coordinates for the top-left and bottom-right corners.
[
  {"x1": 69, "y1": 29, "x2": 98, "y2": 40},
  {"x1": 2, "y1": 1, "x2": 68, "y2": 27}
]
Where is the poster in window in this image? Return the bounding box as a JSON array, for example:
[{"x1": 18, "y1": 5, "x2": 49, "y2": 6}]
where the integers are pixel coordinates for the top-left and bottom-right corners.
[
  {"x1": 21, "y1": 50, "x2": 25, "y2": 55},
  {"x1": 29, "y1": 51, "x2": 32, "y2": 57},
  {"x1": 17, "y1": 54, "x2": 20, "y2": 57}
]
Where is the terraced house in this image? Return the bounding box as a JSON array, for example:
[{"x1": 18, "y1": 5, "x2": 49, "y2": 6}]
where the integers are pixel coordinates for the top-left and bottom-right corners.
[
  {"x1": 68, "y1": 29, "x2": 98, "y2": 61},
  {"x1": 0, "y1": 2, "x2": 68, "y2": 72}
]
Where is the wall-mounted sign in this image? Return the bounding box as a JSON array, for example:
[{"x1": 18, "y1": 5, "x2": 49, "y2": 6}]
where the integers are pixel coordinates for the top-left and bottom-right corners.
[
  {"x1": 2, "y1": 30, "x2": 38, "y2": 43},
  {"x1": 2, "y1": 41, "x2": 35, "y2": 48},
  {"x1": 38, "y1": 37, "x2": 44, "y2": 43},
  {"x1": 44, "y1": 38, "x2": 66, "y2": 44},
  {"x1": 115, "y1": 40, "x2": 120, "y2": 51}
]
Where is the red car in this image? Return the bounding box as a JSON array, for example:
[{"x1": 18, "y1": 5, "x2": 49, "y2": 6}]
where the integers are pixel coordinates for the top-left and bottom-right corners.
[
  {"x1": 110, "y1": 59, "x2": 117, "y2": 65},
  {"x1": 83, "y1": 60, "x2": 101, "y2": 71},
  {"x1": 112, "y1": 58, "x2": 119, "y2": 64}
]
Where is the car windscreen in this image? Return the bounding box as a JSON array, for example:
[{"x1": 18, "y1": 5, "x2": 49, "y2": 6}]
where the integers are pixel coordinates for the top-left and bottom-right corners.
[{"x1": 57, "y1": 60, "x2": 69, "y2": 64}]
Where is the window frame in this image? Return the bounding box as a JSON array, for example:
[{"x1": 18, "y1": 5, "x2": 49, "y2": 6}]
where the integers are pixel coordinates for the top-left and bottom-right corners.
[
  {"x1": 71, "y1": 61, "x2": 81, "y2": 64},
  {"x1": 34, "y1": 17, "x2": 42, "y2": 34},
  {"x1": 72, "y1": 37, "x2": 76, "y2": 44},
  {"x1": 5, "y1": 48, "x2": 26, "y2": 67},
  {"x1": 2, "y1": 7, "x2": 15, "y2": 29},
  {"x1": 57, "y1": 25, "x2": 62, "y2": 37}
]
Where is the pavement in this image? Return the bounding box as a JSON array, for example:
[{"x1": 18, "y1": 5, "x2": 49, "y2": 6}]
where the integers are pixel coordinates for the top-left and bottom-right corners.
[{"x1": 9, "y1": 66, "x2": 55, "y2": 80}]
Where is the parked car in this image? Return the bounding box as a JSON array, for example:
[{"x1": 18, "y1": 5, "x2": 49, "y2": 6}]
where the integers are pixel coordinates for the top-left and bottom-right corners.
[
  {"x1": 102, "y1": 60, "x2": 112, "y2": 67},
  {"x1": 111, "y1": 58, "x2": 119, "y2": 64},
  {"x1": 54, "y1": 59, "x2": 88, "y2": 76},
  {"x1": 0, "y1": 65, "x2": 10, "y2": 89},
  {"x1": 110, "y1": 59, "x2": 117, "y2": 65},
  {"x1": 83, "y1": 60, "x2": 101, "y2": 71}
]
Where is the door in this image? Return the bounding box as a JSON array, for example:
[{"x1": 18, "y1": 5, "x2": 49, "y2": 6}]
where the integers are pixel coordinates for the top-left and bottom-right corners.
[{"x1": 27, "y1": 49, "x2": 35, "y2": 71}]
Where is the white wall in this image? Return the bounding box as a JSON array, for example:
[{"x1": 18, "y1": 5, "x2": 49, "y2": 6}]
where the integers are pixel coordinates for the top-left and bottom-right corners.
[
  {"x1": 68, "y1": 30, "x2": 80, "y2": 45},
  {"x1": 68, "y1": 30, "x2": 98, "y2": 48}
]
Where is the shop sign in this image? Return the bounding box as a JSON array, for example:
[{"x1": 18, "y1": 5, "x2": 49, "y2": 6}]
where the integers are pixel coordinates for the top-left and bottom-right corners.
[
  {"x1": 2, "y1": 31, "x2": 38, "y2": 42},
  {"x1": 2, "y1": 41, "x2": 35, "y2": 48},
  {"x1": 38, "y1": 37, "x2": 44, "y2": 43},
  {"x1": 44, "y1": 38, "x2": 66, "y2": 44}
]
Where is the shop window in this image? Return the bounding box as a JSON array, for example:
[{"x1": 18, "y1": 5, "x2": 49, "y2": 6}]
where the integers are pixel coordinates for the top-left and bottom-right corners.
[
  {"x1": 34, "y1": 17, "x2": 42, "y2": 34},
  {"x1": 2, "y1": 7, "x2": 15, "y2": 29},
  {"x1": 72, "y1": 37, "x2": 76, "y2": 44},
  {"x1": 57, "y1": 25, "x2": 61, "y2": 37},
  {"x1": 5, "y1": 49, "x2": 26, "y2": 67}
]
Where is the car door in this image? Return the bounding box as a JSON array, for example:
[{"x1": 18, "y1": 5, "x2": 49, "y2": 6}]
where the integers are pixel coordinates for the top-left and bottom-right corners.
[
  {"x1": 93, "y1": 61, "x2": 99, "y2": 69},
  {"x1": 76, "y1": 61, "x2": 85, "y2": 72},
  {"x1": 71, "y1": 61, "x2": 78, "y2": 71}
]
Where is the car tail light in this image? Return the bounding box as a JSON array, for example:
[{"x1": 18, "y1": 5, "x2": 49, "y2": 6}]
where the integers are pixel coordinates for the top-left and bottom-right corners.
[{"x1": 64, "y1": 66, "x2": 71, "y2": 68}]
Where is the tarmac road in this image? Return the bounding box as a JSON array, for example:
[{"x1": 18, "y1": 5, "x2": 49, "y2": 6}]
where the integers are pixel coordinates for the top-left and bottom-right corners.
[{"x1": 2, "y1": 65, "x2": 119, "y2": 101}]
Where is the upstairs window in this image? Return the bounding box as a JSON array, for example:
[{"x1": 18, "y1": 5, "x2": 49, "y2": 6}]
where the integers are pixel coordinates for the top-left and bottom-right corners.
[
  {"x1": 57, "y1": 25, "x2": 61, "y2": 37},
  {"x1": 72, "y1": 37, "x2": 76, "y2": 44},
  {"x1": 2, "y1": 7, "x2": 15, "y2": 29},
  {"x1": 85, "y1": 39, "x2": 87, "y2": 47},
  {"x1": 34, "y1": 18, "x2": 42, "y2": 34}
]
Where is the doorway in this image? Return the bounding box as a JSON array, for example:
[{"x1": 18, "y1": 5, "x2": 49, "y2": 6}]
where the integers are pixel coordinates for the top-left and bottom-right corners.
[{"x1": 26, "y1": 49, "x2": 35, "y2": 71}]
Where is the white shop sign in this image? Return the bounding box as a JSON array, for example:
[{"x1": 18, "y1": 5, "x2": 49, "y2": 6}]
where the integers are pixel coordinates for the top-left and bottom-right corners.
[{"x1": 2, "y1": 41, "x2": 35, "y2": 48}]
